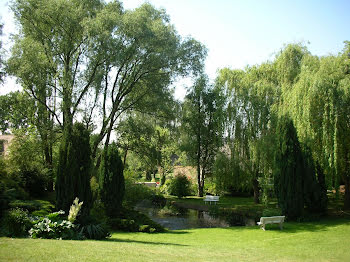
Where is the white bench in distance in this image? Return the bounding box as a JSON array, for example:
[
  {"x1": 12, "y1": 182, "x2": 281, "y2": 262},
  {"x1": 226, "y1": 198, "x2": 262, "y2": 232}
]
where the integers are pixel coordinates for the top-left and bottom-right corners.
[
  {"x1": 257, "y1": 216, "x2": 285, "y2": 230},
  {"x1": 203, "y1": 195, "x2": 220, "y2": 205}
]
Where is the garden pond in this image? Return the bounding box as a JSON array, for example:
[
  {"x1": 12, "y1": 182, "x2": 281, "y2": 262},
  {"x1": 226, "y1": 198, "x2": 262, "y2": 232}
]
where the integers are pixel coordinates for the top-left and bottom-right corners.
[{"x1": 135, "y1": 201, "x2": 256, "y2": 230}]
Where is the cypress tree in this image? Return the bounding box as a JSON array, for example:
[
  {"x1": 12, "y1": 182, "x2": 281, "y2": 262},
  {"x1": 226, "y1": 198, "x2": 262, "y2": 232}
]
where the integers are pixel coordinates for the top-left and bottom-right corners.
[
  {"x1": 274, "y1": 116, "x2": 304, "y2": 219},
  {"x1": 56, "y1": 123, "x2": 92, "y2": 217},
  {"x1": 99, "y1": 142, "x2": 125, "y2": 217},
  {"x1": 303, "y1": 147, "x2": 328, "y2": 213}
]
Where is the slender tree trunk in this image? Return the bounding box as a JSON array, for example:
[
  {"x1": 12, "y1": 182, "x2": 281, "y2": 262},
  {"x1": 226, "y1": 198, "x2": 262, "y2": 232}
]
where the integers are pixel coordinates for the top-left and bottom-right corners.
[
  {"x1": 252, "y1": 177, "x2": 260, "y2": 204},
  {"x1": 199, "y1": 170, "x2": 205, "y2": 197},
  {"x1": 197, "y1": 162, "x2": 203, "y2": 197},
  {"x1": 123, "y1": 148, "x2": 128, "y2": 166}
]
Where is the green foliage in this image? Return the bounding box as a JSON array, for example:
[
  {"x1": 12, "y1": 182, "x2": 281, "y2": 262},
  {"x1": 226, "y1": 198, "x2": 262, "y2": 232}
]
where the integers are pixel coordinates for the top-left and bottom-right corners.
[
  {"x1": 99, "y1": 142, "x2": 125, "y2": 217},
  {"x1": 108, "y1": 218, "x2": 138, "y2": 232},
  {"x1": 138, "y1": 225, "x2": 157, "y2": 233},
  {"x1": 0, "y1": 164, "x2": 28, "y2": 218},
  {"x1": 150, "y1": 193, "x2": 167, "y2": 208},
  {"x1": 9, "y1": 0, "x2": 206, "y2": 173},
  {"x1": 167, "y1": 174, "x2": 193, "y2": 198},
  {"x1": 28, "y1": 202, "x2": 109, "y2": 240},
  {"x1": 7, "y1": 132, "x2": 50, "y2": 197},
  {"x1": 123, "y1": 178, "x2": 154, "y2": 208},
  {"x1": 9, "y1": 199, "x2": 54, "y2": 214},
  {"x1": 108, "y1": 209, "x2": 165, "y2": 233},
  {"x1": 118, "y1": 112, "x2": 178, "y2": 184},
  {"x1": 274, "y1": 116, "x2": 304, "y2": 219},
  {"x1": 302, "y1": 148, "x2": 328, "y2": 213},
  {"x1": 181, "y1": 75, "x2": 226, "y2": 196},
  {"x1": 216, "y1": 63, "x2": 278, "y2": 204},
  {"x1": 212, "y1": 152, "x2": 250, "y2": 196},
  {"x1": 0, "y1": 92, "x2": 34, "y2": 133},
  {"x1": 56, "y1": 123, "x2": 92, "y2": 217},
  {"x1": 275, "y1": 43, "x2": 308, "y2": 85},
  {"x1": 262, "y1": 208, "x2": 282, "y2": 217},
  {"x1": 29, "y1": 217, "x2": 78, "y2": 240},
  {"x1": 79, "y1": 223, "x2": 110, "y2": 240},
  {"x1": 0, "y1": 21, "x2": 3, "y2": 83},
  {"x1": 2, "y1": 208, "x2": 32, "y2": 237}
]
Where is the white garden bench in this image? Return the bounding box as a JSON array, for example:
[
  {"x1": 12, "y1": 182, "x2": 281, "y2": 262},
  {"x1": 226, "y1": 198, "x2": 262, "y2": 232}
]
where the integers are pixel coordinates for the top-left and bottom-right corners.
[
  {"x1": 257, "y1": 216, "x2": 285, "y2": 230},
  {"x1": 203, "y1": 195, "x2": 220, "y2": 205}
]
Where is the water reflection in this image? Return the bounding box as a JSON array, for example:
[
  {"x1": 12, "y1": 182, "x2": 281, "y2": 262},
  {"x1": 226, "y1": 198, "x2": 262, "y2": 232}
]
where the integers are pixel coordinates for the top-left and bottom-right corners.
[{"x1": 135, "y1": 203, "x2": 230, "y2": 230}]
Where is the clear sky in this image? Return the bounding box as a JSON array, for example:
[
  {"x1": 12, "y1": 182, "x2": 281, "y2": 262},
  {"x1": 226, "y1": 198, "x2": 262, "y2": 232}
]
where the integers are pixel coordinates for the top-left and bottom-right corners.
[{"x1": 1, "y1": 0, "x2": 350, "y2": 98}]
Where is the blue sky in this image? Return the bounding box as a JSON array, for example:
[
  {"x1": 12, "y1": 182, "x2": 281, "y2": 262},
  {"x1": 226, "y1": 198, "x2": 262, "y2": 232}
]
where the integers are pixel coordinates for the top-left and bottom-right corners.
[
  {"x1": 1, "y1": 0, "x2": 349, "y2": 97},
  {"x1": 123, "y1": 0, "x2": 350, "y2": 79}
]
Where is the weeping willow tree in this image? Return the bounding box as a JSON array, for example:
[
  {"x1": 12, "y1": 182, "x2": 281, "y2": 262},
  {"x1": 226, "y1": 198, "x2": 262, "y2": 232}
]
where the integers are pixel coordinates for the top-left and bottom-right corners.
[
  {"x1": 216, "y1": 63, "x2": 278, "y2": 203},
  {"x1": 281, "y1": 42, "x2": 350, "y2": 209}
]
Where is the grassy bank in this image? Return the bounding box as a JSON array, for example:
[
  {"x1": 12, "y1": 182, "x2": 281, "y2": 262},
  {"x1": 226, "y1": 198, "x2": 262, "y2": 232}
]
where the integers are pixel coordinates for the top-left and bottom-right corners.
[{"x1": 1, "y1": 218, "x2": 349, "y2": 262}]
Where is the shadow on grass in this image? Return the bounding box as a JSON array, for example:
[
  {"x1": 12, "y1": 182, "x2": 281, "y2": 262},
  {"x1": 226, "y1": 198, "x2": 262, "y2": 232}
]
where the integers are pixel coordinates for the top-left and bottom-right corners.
[
  {"x1": 165, "y1": 230, "x2": 191, "y2": 234},
  {"x1": 106, "y1": 238, "x2": 189, "y2": 247}
]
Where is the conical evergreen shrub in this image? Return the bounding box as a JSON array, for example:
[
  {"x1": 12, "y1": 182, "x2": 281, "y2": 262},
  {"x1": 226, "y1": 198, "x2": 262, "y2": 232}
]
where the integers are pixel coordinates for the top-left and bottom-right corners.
[
  {"x1": 56, "y1": 123, "x2": 92, "y2": 217},
  {"x1": 99, "y1": 142, "x2": 125, "y2": 217},
  {"x1": 274, "y1": 116, "x2": 304, "y2": 219}
]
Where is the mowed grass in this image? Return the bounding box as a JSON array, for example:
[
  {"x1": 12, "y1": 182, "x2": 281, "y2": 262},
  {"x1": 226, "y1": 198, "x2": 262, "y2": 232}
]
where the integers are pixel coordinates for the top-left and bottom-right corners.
[{"x1": 1, "y1": 218, "x2": 349, "y2": 262}]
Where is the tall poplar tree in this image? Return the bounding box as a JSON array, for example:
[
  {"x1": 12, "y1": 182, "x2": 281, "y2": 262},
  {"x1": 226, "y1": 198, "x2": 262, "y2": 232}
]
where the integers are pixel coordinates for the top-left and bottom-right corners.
[{"x1": 181, "y1": 75, "x2": 225, "y2": 197}]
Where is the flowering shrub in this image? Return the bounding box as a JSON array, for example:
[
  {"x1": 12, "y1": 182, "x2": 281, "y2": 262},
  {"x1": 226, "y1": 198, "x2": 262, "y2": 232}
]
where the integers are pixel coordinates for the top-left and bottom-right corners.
[{"x1": 68, "y1": 197, "x2": 83, "y2": 223}]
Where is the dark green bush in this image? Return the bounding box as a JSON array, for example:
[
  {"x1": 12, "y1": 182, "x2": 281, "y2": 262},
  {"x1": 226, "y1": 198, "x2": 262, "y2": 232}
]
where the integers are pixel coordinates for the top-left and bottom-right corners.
[
  {"x1": 108, "y1": 218, "x2": 139, "y2": 232},
  {"x1": 167, "y1": 174, "x2": 193, "y2": 198},
  {"x1": 9, "y1": 199, "x2": 54, "y2": 213},
  {"x1": 79, "y1": 223, "x2": 111, "y2": 240},
  {"x1": 139, "y1": 224, "x2": 156, "y2": 233},
  {"x1": 123, "y1": 178, "x2": 154, "y2": 208},
  {"x1": 2, "y1": 208, "x2": 32, "y2": 237},
  {"x1": 99, "y1": 142, "x2": 125, "y2": 217},
  {"x1": 56, "y1": 123, "x2": 92, "y2": 217},
  {"x1": 108, "y1": 209, "x2": 165, "y2": 233},
  {"x1": 219, "y1": 210, "x2": 245, "y2": 226},
  {"x1": 21, "y1": 169, "x2": 48, "y2": 197},
  {"x1": 89, "y1": 200, "x2": 108, "y2": 223},
  {"x1": 150, "y1": 194, "x2": 166, "y2": 208},
  {"x1": 0, "y1": 171, "x2": 28, "y2": 218},
  {"x1": 262, "y1": 208, "x2": 282, "y2": 217}
]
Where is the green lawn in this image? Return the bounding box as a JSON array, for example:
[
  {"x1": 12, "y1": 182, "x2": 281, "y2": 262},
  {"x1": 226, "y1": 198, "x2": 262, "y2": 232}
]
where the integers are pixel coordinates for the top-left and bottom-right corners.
[{"x1": 1, "y1": 218, "x2": 349, "y2": 262}]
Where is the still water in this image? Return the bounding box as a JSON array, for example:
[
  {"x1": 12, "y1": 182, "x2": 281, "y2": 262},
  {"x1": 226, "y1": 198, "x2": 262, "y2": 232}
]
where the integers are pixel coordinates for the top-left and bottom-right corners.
[{"x1": 135, "y1": 204, "x2": 232, "y2": 230}]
